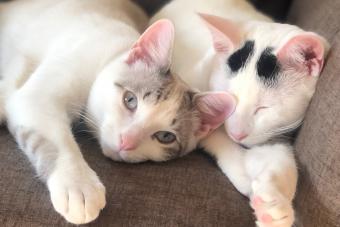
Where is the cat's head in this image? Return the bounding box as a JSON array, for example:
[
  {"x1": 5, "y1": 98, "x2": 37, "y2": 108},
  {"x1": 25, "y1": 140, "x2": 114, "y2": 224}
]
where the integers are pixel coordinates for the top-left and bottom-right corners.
[
  {"x1": 87, "y1": 20, "x2": 235, "y2": 162},
  {"x1": 199, "y1": 13, "x2": 330, "y2": 147}
]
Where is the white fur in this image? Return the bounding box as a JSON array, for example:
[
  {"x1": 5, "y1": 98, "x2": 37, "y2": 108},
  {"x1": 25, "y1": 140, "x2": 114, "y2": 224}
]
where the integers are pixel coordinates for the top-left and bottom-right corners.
[
  {"x1": 151, "y1": 0, "x2": 329, "y2": 226},
  {"x1": 0, "y1": 0, "x2": 148, "y2": 224},
  {"x1": 0, "y1": 0, "x2": 235, "y2": 223}
]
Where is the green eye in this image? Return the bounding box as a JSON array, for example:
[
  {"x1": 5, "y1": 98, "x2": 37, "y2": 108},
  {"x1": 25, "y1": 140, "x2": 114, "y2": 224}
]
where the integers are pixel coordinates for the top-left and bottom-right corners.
[
  {"x1": 153, "y1": 131, "x2": 176, "y2": 144},
  {"x1": 123, "y1": 91, "x2": 137, "y2": 111}
]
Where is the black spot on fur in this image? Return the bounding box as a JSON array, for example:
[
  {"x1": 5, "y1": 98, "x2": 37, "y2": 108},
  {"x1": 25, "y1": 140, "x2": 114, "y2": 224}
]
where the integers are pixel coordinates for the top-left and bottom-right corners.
[
  {"x1": 257, "y1": 47, "x2": 280, "y2": 86},
  {"x1": 227, "y1": 40, "x2": 255, "y2": 73}
]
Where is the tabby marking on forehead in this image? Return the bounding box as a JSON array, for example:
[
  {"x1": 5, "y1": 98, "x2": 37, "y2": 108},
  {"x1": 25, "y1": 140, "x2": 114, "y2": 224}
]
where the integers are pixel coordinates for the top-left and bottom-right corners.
[
  {"x1": 170, "y1": 90, "x2": 199, "y2": 155},
  {"x1": 227, "y1": 40, "x2": 255, "y2": 73},
  {"x1": 256, "y1": 47, "x2": 280, "y2": 86},
  {"x1": 143, "y1": 91, "x2": 151, "y2": 100}
]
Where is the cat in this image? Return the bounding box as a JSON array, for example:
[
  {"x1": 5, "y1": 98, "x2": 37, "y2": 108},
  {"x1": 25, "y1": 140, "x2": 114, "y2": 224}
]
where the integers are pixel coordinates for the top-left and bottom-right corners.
[
  {"x1": 151, "y1": 0, "x2": 330, "y2": 226},
  {"x1": 0, "y1": 0, "x2": 236, "y2": 224}
]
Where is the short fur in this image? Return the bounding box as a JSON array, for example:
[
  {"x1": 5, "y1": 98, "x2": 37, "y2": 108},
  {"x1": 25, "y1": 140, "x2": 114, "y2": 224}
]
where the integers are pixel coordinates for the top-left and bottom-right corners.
[
  {"x1": 151, "y1": 0, "x2": 329, "y2": 226},
  {"x1": 0, "y1": 0, "x2": 236, "y2": 224}
]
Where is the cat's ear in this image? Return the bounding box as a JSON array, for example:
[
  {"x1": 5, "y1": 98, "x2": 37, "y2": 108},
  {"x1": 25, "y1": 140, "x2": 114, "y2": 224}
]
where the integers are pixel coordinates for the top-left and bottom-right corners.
[
  {"x1": 198, "y1": 13, "x2": 242, "y2": 53},
  {"x1": 194, "y1": 92, "x2": 236, "y2": 139},
  {"x1": 277, "y1": 33, "x2": 330, "y2": 77},
  {"x1": 125, "y1": 19, "x2": 174, "y2": 70}
]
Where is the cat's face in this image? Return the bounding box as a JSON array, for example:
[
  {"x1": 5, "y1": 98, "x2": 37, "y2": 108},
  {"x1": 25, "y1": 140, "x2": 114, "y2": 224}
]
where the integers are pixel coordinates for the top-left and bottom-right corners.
[
  {"x1": 200, "y1": 14, "x2": 329, "y2": 147},
  {"x1": 87, "y1": 20, "x2": 235, "y2": 162}
]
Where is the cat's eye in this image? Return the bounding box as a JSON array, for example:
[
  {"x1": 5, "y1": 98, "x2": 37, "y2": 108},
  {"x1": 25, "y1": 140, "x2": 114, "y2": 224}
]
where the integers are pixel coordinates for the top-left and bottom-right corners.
[
  {"x1": 254, "y1": 106, "x2": 268, "y2": 115},
  {"x1": 123, "y1": 91, "x2": 137, "y2": 111},
  {"x1": 153, "y1": 131, "x2": 176, "y2": 144}
]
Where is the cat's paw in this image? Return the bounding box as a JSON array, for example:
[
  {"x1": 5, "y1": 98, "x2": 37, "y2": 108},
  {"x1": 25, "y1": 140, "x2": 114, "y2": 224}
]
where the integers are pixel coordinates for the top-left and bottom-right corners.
[
  {"x1": 47, "y1": 165, "x2": 106, "y2": 224},
  {"x1": 250, "y1": 181, "x2": 294, "y2": 227}
]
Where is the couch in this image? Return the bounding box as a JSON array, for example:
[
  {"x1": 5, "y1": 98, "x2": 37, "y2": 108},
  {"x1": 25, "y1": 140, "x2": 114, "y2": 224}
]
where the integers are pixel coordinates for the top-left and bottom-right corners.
[{"x1": 0, "y1": 0, "x2": 339, "y2": 226}]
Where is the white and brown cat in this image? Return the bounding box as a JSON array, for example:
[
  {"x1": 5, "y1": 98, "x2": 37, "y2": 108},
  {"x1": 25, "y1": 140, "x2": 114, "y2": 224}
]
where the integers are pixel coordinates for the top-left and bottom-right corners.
[
  {"x1": 151, "y1": 0, "x2": 329, "y2": 226},
  {"x1": 0, "y1": 0, "x2": 236, "y2": 224}
]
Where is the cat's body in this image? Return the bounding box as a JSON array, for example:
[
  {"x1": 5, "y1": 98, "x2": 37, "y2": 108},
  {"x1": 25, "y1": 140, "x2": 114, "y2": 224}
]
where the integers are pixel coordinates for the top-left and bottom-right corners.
[
  {"x1": 0, "y1": 0, "x2": 147, "y2": 122},
  {"x1": 152, "y1": 0, "x2": 329, "y2": 226},
  {"x1": 0, "y1": 0, "x2": 236, "y2": 224}
]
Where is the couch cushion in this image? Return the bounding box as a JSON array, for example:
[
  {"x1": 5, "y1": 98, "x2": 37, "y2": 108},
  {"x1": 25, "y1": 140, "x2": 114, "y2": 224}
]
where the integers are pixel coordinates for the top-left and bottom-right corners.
[
  {"x1": 288, "y1": 0, "x2": 340, "y2": 227},
  {"x1": 0, "y1": 126, "x2": 254, "y2": 226}
]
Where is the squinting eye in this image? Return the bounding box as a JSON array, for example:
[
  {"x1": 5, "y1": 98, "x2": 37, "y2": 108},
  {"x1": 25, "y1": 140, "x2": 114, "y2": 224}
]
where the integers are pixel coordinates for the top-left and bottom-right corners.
[
  {"x1": 254, "y1": 106, "x2": 269, "y2": 115},
  {"x1": 123, "y1": 91, "x2": 137, "y2": 111},
  {"x1": 153, "y1": 131, "x2": 176, "y2": 144}
]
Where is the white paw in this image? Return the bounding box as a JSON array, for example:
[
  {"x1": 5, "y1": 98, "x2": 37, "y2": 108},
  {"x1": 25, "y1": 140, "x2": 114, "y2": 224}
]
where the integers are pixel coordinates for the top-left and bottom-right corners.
[
  {"x1": 250, "y1": 180, "x2": 294, "y2": 227},
  {"x1": 47, "y1": 165, "x2": 106, "y2": 224}
]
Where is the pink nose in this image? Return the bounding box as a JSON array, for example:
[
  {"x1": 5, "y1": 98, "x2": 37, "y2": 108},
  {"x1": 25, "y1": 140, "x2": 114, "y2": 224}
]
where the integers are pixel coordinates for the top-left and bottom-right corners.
[
  {"x1": 230, "y1": 132, "x2": 248, "y2": 141},
  {"x1": 119, "y1": 134, "x2": 138, "y2": 151}
]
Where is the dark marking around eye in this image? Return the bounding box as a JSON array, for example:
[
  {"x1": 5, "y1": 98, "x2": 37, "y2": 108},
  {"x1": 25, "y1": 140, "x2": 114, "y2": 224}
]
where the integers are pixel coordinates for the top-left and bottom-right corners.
[
  {"x1": 256, "y1": 47, "x2": 280, "y2": 86},
  {"x1": 227, "y1": 40, "x2": 255, "y2": 73}
]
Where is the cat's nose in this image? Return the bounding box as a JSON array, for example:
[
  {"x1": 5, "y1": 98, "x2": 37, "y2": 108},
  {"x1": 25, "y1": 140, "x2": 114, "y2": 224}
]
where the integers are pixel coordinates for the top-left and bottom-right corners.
[
  {"x1": 119, "y1": 134, "x2": 138, "y2": 151},
  {"x1": 229, "y1": 132, "x2": 248, "y2": 141}
]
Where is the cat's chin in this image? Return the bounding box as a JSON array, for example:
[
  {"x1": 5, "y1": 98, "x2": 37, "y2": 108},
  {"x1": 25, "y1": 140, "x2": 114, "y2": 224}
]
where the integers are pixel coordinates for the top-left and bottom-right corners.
[
  {"x1": 101, "y1": 143, "x2": 124, "y2": 161},
  {"x1": 102, "y1": 149, "x2": 123, "y2": 162},
  {"x1": 237, "y1": 143, "x2": 251, "y2": 150},
  {"x1": 235, "y1": 138, "x2": 270, "y2": 149}
]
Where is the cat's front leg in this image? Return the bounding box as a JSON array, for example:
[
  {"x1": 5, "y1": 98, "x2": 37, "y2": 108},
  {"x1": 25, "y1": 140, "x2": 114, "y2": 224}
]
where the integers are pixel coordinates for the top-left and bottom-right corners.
[
  {"x1": 245, "y1": 144, "x2": 297, "y2": 227},
  {"x1": 202, "y1": 128, "x2": 297, "y2": 227},
  {"x1": 200, "y1": 127, "x2": 252, "y2": 196},
  {"x1": 6, "y1": 90, "x2": 106, "y2": 224}
]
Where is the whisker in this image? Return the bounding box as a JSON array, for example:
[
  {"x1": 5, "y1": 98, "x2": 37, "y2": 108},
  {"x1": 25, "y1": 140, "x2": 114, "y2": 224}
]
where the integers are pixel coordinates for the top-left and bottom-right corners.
[
  {"x1": 268, "y1": 119, "x2": 303, "y2": 135},
  {"x1": 248, "y1": 119, "x2": 303, "y2": 142}
]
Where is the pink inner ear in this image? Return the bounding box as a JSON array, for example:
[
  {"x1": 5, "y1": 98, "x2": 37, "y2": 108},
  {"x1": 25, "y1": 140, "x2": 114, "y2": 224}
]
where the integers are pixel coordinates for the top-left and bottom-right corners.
[
  {"x1": 196, "y1": 92, "x2": 236, "y2": 137},
  {"x1": 126, "y1": 19, "x2": 174, "y2": 67},
  {"x1": 198, "y1": 13, "x2": 241, "y2": 53},
  {"x1": 277, "y1": 34, "x2": 326, "y2": 77}
]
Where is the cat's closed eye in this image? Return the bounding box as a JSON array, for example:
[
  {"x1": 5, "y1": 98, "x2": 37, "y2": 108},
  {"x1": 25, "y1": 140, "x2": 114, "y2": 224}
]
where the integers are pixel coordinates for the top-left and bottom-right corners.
[
  {"x1": 123, "y1": 91, "x2": 137, "y2": 111},
  {"x1": 254, "y1": 106, "x2": 269, "y2": 115},
  {"x1": 153, "y1": 131, "x2": 177, "y2": 144}
]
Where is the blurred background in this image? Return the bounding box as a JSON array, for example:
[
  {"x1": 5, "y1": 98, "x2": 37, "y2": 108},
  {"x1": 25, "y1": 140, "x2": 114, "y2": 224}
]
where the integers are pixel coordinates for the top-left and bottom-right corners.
[{"x1": 132, "y1": 0, "x2": 293, "y2": 21}]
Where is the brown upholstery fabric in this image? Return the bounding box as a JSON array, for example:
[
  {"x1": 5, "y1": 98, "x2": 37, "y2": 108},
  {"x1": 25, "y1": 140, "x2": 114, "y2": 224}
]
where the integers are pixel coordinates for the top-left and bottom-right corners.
[
  {"x1": 288, "y1": 0, "x2": 340, "y2": 226},
  {"x1": 0, "y1": 126, "x2": 254, "y2": 226},
  {"x1": 134, "y1": 0, "x2": 292, "y2": 20}
]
